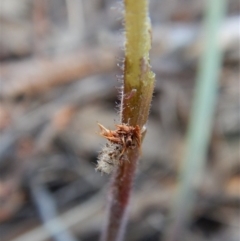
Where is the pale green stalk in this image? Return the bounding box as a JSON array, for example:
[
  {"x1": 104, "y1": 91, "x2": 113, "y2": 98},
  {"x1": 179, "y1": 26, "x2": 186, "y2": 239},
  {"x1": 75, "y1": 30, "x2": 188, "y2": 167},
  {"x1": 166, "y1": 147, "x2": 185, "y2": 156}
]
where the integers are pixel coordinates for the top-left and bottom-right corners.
[{"x1": 164, "y1": 0, "x2": 227, "y2": 240}]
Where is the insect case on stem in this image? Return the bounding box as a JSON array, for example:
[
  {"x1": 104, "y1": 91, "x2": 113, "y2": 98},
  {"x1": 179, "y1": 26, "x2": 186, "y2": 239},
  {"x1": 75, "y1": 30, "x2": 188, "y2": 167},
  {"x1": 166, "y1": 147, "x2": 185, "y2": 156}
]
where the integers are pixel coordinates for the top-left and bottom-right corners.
[{"x1": 96, "y1": 123, "x2": 142, "y2": 174}]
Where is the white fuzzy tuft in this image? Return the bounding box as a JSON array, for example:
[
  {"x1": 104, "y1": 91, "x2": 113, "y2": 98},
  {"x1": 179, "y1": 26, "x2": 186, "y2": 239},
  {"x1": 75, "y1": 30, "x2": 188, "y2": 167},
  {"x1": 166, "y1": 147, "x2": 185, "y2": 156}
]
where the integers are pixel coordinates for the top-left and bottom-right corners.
[{"x1": 96, "y1": 142, "x2": 125, "y2": 174}]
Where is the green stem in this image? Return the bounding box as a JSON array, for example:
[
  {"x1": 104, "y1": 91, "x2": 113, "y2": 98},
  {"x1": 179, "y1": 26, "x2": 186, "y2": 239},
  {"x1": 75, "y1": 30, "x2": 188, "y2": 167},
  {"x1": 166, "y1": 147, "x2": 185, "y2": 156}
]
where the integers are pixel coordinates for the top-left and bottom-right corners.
[
  {"x1": 122, "y1": 0, "x2": 155, "y2": 127},
  {"x1": 100, "y1": 1, "x2": 155, "y2": 241}
]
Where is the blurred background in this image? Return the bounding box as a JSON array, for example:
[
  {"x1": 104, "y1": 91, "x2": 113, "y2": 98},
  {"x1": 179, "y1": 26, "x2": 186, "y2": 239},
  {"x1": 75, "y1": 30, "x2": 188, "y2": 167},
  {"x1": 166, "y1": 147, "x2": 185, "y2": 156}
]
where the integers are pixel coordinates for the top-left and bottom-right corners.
[{"x1": 0, "y1": 0, "x2": 239, "y2": 241}]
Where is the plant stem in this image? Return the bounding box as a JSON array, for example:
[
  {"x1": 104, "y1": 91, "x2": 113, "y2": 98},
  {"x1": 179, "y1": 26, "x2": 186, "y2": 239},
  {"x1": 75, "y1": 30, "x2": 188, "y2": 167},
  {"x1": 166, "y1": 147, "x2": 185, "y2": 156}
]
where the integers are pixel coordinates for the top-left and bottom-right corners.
[
  {"x1": 122, "y1": 0, "x2": 155, "y2": 128},
  {"x1": 164, "y1": 0, "x2": 227, "y2": 240},
  {"x1": 100, "y1": 0, "x2": 155, "y2": 241}
]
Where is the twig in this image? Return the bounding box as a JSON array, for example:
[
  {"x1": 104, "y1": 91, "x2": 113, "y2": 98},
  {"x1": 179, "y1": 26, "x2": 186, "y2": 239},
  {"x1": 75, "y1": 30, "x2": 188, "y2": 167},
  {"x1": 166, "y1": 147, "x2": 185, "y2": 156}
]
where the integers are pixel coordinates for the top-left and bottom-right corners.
[
  {"x1": 0, "y1": 48, "x2": 116, "y2": 99},
  {"x1": 66, "y1": 0, "x2": 85, "y2": 39},
  {"x1": 0, "y1": 76, "x2": 116, "y2": 162},
  {"x1": 11, "y1": 190, "x2": 104, "y2": 241},
  {"x1": 32, "y1": 0, "x2": 48, "y2": 55},
  {"x1": 30, "y1": 180, "x2": 78, "y2": 241}
]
